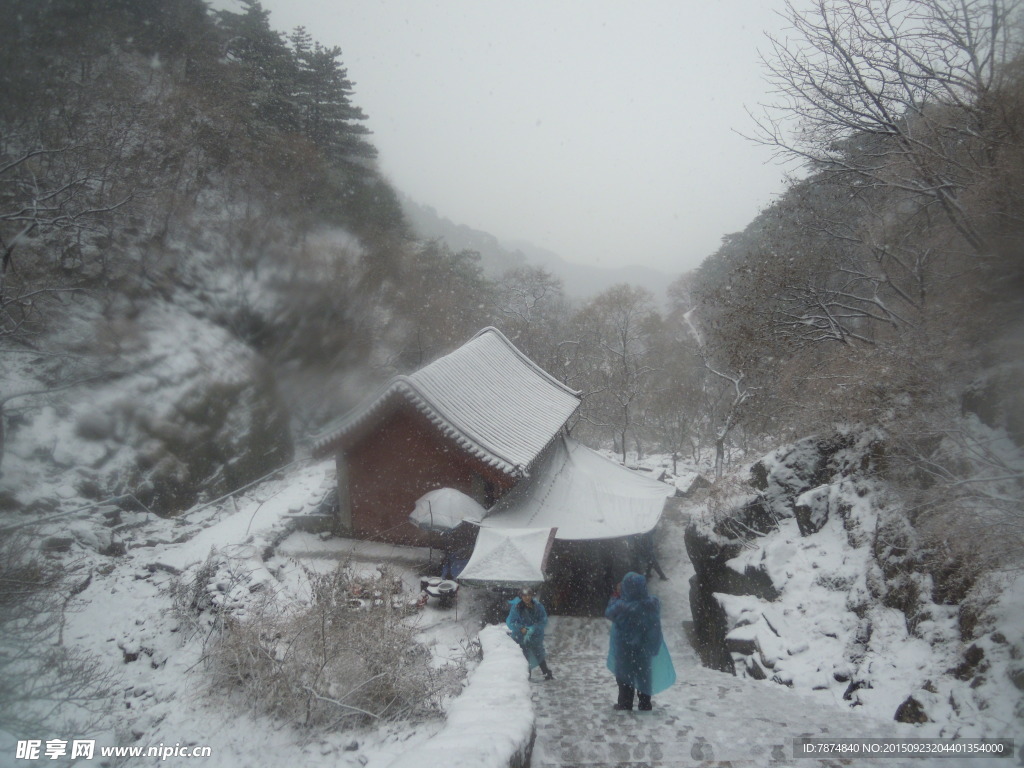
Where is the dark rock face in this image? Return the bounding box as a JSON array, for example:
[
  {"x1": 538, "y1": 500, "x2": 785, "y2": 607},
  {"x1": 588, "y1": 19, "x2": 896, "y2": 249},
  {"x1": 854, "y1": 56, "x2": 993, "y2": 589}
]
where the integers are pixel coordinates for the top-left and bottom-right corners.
[
  {"x1": 894, "y1": 695, "x2": 930, "y2": 724},
  {"x1": 688, "y1": 571, "x2": 734, "y2": 673},
  {"x1": 131, "y1": 357, "x2": 293, "y2": 515},
  {"x1": 684, "y1": 521, "x2": 776, "y2": 674},
  {"x1": 794, "y1": 485, "x2": 830, "y2": 536}
]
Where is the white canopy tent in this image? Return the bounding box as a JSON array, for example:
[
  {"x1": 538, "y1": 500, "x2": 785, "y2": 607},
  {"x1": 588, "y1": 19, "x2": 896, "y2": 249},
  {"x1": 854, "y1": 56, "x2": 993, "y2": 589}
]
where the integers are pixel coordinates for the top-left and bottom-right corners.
[
  {"x1": 475, "y1": 435, "x2": 674, "y2": 540},
  {"x1": 456, "y1": 527, "x2": 557, "y2": 587}
]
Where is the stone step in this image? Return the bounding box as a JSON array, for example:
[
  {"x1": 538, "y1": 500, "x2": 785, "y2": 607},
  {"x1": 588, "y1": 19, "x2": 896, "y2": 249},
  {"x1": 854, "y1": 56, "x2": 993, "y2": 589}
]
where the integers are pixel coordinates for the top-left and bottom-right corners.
[
  {"x1": 535, "y1": 727, "x2": 792, "y2": 764},
  {"x1": 534, "y1": 761, "x2": 780, "y2": 767}
]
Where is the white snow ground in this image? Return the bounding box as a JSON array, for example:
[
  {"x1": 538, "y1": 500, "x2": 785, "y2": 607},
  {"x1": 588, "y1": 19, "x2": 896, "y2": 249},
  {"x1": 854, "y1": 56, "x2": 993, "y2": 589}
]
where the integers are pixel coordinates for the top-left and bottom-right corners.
[{"x1": 0, "y1": 449, "x2": 1020, "y2": 767}]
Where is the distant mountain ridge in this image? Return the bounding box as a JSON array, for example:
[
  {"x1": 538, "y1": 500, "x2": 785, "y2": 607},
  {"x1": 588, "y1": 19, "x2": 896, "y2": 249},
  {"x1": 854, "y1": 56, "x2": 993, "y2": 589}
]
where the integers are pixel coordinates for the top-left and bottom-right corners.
[{"x1": 401, "y1": 196, "x2": 680, "y2": 301}]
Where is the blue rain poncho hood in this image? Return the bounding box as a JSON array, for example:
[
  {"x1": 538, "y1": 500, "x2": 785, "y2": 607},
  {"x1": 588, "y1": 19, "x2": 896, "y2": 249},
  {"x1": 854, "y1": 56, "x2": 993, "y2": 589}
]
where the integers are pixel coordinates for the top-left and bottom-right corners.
[{"x1": 605, "y1": 572, "x2": 676, "y2": 695}]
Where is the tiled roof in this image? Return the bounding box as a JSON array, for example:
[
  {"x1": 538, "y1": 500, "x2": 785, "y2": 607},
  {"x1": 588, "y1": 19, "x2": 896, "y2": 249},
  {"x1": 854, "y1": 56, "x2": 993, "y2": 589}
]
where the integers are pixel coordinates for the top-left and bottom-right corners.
[{"x1": 312, "y1": 328, "x2": 581, "y2": 476}]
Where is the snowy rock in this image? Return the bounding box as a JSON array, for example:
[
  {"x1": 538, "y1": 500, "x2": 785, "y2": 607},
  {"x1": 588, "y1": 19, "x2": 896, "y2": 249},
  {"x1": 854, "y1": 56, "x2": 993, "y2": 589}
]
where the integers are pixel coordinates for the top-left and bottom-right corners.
[
  {"x1": 8, "y1": 302, "x2": 295, "y2": 517},
  {"x1": 54, "y1": 439, "x2": 109, "y2": 469},
  {"x1": 794, "y1": 484, "x2": 830, "y2": 535},
  {"x1": 744, "y1": 656, "x2": 767, "y2": 680},
  {"x1": 684, "y1": 428, "x2": 1015, "y2": 737},
  {"x1": 67, "y1": 520, "x2": 113, "y2": 553},
  {"x1": 894, "y1": 695, "x2": 930, "y2": 724},
  {"x1": 725, "y1": 624, "x2": 758, "y2": 656},
  {"x1": 672, "y1": 472, "x2": 712, "y2": 497},
  {"x1": 56, "y1": 483, "x2": 80, "y2": 499}
]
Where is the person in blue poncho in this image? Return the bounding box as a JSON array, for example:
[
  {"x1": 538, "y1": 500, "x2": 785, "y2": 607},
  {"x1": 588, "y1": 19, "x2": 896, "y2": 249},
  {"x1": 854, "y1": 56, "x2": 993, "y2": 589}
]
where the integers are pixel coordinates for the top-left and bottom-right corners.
[
  {"x1": 605, "y1": 571, "x2": 675, "y2": 710},
  {"x1": 506, "y1": 587, "x2": 554, "y2": 680}
]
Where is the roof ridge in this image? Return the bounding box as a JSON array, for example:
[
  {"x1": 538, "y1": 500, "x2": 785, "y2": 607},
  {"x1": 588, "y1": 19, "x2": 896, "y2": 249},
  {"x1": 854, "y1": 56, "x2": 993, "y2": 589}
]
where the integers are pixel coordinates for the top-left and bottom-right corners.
[
  {"x1": 469, "y1": 327, "x2": 582, "y2": 397},
  {"x1": 312, "y1": 327, "x2": 581, "y2": 475}
]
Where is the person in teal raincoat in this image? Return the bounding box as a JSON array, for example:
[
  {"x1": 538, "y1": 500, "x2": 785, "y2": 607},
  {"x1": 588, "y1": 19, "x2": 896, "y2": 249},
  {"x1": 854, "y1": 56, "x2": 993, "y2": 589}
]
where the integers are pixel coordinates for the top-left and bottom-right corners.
[
  {"x1": 506, "y1": 587, "x2": 554, "y2": 680},
  {"x1": 605, "y1": 571, "x2": 675, "y2": 710}
]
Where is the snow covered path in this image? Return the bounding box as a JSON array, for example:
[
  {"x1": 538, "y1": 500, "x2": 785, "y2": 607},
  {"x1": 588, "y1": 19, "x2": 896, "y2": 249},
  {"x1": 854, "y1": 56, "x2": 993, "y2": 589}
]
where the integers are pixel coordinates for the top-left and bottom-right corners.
[{"x1": 528, "y1": 518, "x2": 974, "y2": 768}]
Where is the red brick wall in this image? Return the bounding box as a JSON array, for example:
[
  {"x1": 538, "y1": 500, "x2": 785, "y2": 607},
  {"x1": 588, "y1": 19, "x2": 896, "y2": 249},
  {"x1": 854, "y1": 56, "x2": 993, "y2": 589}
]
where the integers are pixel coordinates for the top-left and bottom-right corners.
[{"x1": 341, "y1": 402, "x2": 516, "y2": 546}]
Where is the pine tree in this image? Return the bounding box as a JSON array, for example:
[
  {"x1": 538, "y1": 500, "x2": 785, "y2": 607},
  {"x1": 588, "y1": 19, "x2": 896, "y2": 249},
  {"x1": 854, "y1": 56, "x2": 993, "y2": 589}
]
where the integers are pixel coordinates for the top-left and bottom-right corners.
[
  {"x1": 216, "y1": 0, "x2": 300, "y2": 137},
  {"x1": 290, "y1": 30, "x2": 376, "y2": 164}
]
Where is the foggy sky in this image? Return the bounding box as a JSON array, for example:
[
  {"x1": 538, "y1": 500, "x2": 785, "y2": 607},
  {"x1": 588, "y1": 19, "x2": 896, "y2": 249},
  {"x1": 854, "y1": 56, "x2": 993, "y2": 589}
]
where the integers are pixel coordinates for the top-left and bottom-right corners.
[{"x1": 247, "y1": 0, "x2": 803, "y2": 274}]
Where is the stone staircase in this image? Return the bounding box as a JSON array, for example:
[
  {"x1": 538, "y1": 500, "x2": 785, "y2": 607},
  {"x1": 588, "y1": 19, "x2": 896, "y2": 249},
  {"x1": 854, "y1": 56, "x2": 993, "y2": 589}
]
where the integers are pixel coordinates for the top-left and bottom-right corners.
[{"x1": 528, "y1": 617, "x2": 957, "y2": 768}]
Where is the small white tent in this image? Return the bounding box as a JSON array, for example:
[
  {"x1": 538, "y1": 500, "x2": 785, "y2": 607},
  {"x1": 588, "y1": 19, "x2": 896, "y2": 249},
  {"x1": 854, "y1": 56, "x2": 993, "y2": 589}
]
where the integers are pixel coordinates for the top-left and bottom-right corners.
[
  {"x1": 456, "y1": 527, "x2": 557, "y2": 587},
  {"x1": 409, "y1": 488, "x2": 486, "y2": 532}
]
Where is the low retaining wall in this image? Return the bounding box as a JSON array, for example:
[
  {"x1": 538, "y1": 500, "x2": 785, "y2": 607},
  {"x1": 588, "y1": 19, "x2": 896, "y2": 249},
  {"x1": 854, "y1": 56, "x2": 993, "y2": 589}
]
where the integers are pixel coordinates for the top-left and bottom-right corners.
[{"x1": 387, "y1": 624, "x2": 536, "y2": 768}]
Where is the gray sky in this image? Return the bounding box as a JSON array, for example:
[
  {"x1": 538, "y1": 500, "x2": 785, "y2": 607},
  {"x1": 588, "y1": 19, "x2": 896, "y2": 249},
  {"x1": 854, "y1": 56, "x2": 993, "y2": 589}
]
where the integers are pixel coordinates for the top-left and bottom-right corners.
[{"x1": 251, "y1": 0, "x2": 801, "y2": 274}]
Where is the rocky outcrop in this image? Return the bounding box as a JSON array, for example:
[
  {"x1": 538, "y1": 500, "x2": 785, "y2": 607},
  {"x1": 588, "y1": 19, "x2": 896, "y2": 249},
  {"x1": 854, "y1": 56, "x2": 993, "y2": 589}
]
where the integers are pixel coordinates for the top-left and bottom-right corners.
[
  {"x1": 8, "y1": 304, "x2": 293, "y2": 517},
  {"x1": 128, "y1": 355, "x2": 292, "y2": 514},
  {"x1": 685, "y1": 516, "x2": 777, "y2": 674},
  {"x1": 685, "y1": 428, "x2": 1024, "y2": 736},
  {"x1": 686, "y1": 430, "x2": 885, "y2": 689}
]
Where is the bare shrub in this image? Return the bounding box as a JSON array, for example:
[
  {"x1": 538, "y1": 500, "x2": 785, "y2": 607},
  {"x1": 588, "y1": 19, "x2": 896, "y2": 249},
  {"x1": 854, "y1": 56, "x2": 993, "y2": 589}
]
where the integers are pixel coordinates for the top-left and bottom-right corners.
[
  {"x1": 699, "y1": 471, "x2": 785, "y2": 546},
  {"x1": 0, "y1": 533, "x2": 119, "y2": 738},
  {"x1": 168, "y1": 546, "x2": 279, "y2": 650},
  {"x1": 205, "y1": 562, "x2": 456, "y2": 732},
  {"x1": 886, "y1": 415, "x2": 1024, "y2": 569}
]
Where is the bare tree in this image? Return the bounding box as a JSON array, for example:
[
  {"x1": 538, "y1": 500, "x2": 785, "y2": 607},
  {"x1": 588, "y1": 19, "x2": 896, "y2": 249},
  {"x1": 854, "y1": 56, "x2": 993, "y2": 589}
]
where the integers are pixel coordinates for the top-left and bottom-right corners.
[
  {"x1": 698, "y1": 351, "x2": 756, "y2": 479},
  {"x1": 0, "y1": 534, "x2": 119, "y2": 740},
  {"x1": 489, "y1": 265, "x2": 570, "y2": 369},
  {"x1": 752, "y1": 0, "x2": 1024, "y2": 253},
  {"x1": 568, "y1": 285, "x2": 661, "y2": 462}
]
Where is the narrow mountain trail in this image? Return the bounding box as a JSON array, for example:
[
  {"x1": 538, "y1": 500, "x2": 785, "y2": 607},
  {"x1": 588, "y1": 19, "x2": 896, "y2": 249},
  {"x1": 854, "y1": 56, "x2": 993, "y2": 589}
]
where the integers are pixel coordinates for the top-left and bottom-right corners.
[{"x1": 528, "y1": 510, "x2": 963, "y2": 768}]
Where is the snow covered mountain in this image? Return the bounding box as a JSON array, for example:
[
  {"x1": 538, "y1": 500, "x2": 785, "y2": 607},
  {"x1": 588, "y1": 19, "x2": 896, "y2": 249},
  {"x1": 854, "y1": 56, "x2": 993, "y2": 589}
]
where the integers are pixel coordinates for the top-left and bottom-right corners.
[{"x1": 401, "y1": 196, "x2": 682, "y2": 301}]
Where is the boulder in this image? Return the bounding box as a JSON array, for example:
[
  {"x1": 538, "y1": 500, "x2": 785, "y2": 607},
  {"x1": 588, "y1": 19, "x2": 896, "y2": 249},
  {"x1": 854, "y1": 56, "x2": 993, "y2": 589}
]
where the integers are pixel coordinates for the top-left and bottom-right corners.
[
  {"x1": 894, "y1": 696, "x2": 930, "y2": 724},
  {"x1": 744, "y1": 656, "x2": 767, "y2": 680},
  {"x1": 952, "y1": 644, "x2": 985, "y2": 680},
  {"x1": 794, "y1": 485, "x2": 830, "y2": 536}
]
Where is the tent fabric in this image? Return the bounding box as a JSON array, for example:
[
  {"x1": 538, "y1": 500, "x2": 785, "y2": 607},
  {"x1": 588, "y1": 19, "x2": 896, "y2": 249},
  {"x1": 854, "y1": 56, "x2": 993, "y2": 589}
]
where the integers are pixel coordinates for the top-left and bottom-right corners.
[
  {"x1": 456, "y1": 527, "x2": 556, "y2": 587},
  {"x1": 312, "y1": 327, "x2": 581, "y2": 476},
  {"x1": 409, "y1": 488, "x2": 486, "y2": 531},
  {"x1": 476, "y1": 435, "x2": 674, "y2": 541}
]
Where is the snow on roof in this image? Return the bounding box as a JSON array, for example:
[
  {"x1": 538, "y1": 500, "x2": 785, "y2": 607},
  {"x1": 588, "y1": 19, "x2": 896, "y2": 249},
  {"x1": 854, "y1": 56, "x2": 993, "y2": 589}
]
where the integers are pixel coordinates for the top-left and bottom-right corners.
[
  {"x1": 313, "y1": 327, "x2": 581, "y2": 476},
  {"x1": 476, "y1": 435, "x2": 674, "y2": 540},
  {"x1": 457, "y1": 527, "x2": 556, "y2": 587},
  {"x1": 409, "y1": 487, "x2": 487, "y2": 531}
]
